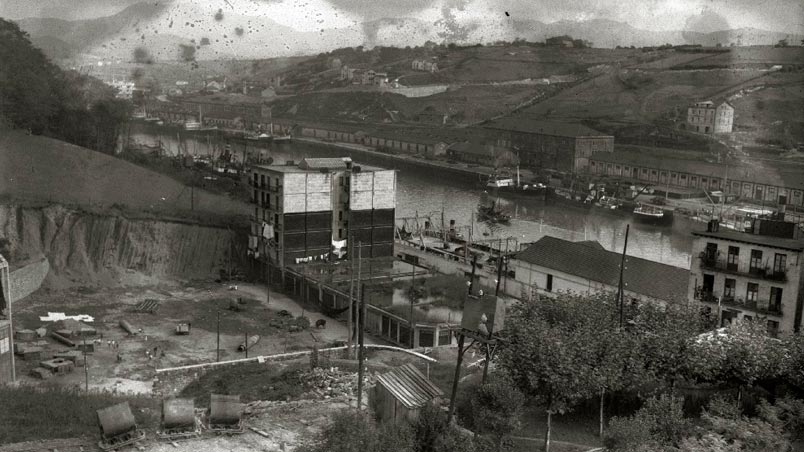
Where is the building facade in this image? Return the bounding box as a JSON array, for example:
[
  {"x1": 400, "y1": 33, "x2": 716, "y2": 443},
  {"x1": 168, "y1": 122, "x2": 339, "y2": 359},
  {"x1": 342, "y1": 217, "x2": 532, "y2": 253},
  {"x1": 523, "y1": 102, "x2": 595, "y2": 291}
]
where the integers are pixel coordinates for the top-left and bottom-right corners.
[
  {"x1": 688, "y1": 220, "x2": 804, "y2": 337},
  {"x1": 588, "y1": 149, "x2": 804, "y2": 207},
  {"x1": 686, "y1": 101, "x2": 734, "y2": 134},
  {"x1": 509, "y1": 237, "x2": 689, "y2": 305},
  {"x1": 445, "y1": 142, "x2": 519, "y2": 168},
  {"x1": 0, "y1": 255, "x2": 14, "y2": 385},
  {"x1": 485, "y1": 118, "x2": 614, "y2": 173},
  {"x1": 411, "y1": 59, "x2": 439, "y2": 72},
  {"x1": 249, "y1": 158, "x2": 396, "y2": 268}
]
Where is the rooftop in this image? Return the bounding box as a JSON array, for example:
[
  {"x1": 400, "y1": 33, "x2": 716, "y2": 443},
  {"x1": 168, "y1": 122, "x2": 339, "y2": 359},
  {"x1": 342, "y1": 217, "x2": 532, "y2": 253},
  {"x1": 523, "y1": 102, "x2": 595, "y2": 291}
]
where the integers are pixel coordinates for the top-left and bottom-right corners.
[
  {"x1": 253, "y1": 158, "x2": 387, "y2": 173},
  {"x1": 376, "y1": 363, "x2": 444, "y2": 409},
  {"x1": 692, "y1": 230, "x2": 804, "y2": 252},
  {"x1": 589, "y1": 149, "x2": 804, "y2": 191},
  {"x1": 484, "y1": 118, "x2": 611, "y2": 138},
  {"x1": 182, "y1": 93, "x2": 267, "y2": 106},
  {"x1": 515, "y1": 236, "x2": 689, "y2": 303},
  {"x1": 448, "y1": 142, "x2": 512, "y2": 157}
]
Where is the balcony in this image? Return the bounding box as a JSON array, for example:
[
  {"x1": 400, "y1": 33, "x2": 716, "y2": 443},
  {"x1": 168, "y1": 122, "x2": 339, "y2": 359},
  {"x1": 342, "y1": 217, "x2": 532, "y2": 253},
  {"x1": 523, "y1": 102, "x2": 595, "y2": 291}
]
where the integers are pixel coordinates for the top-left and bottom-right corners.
[{"x1": 698, "y1": 253, "x2": 788, "y2": 283}]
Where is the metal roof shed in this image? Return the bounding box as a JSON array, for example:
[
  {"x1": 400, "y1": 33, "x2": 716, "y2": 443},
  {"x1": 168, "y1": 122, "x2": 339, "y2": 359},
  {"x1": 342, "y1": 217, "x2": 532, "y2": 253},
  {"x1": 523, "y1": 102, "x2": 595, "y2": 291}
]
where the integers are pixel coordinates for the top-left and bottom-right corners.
[{"x1": 371, "y1": 363, "x2": 443, "y2": 425}]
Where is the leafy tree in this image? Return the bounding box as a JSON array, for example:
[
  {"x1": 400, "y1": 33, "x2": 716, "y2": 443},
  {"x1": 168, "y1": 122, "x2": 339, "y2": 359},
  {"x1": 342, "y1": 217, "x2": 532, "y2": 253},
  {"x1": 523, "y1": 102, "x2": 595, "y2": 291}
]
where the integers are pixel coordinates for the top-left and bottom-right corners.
[
  {"x1": 460, "y1": 375, "x2": 523, "y2": 452},
  {"x1": 631, "y1": 302, "x2": 709, "y2": 390},
  {"x1": 775, "y1": 39, "x2": 789, "y2": 47},
  {"x1": 784, "y1": 333, "x2": 804, "y2": 389},
  {"x1": 498, "y1": 296, "x2": 597, "y2": 452},
  {"x1": 687, "y1": 320, "x2": 785, "y2": 402}
]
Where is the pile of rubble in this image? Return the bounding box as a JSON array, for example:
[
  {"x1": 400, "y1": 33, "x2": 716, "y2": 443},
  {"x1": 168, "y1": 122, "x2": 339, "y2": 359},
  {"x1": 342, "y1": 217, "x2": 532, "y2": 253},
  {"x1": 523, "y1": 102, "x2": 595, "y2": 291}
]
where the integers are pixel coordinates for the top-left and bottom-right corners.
[{"x1": 298, "y1": 367, "x2": 377, "y2": 400}]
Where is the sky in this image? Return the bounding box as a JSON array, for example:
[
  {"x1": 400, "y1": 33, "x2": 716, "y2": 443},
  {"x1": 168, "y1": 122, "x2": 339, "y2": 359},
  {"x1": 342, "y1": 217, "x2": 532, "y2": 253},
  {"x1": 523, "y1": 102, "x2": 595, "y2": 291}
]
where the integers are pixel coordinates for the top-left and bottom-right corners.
[{"x1": 1, "y1": 0, "x2": 802, "y2": 34}]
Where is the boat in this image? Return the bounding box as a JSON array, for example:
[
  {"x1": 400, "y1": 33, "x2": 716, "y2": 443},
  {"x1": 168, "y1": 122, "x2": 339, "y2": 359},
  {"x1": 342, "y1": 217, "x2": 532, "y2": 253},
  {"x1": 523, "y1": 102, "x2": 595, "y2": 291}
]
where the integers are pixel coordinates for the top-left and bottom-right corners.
[
  {"x1": 477, "y1": 200, "x2": 512, "y2": 224},
  {"x1": 258, "y1": 133, "x2": 273, "y2": 142},
  {"x1": 272, "y1": 134, "x2": 292, "y2": 143},
  {"x1": 184, "y1": 120, "x2": 202, "y2": 130},
  {"x1": 484, "y1": 168, "x2": 552, "y2": 199},
  {"x1": 633, "y1": 203, "x2": 673, "y2": 225}
]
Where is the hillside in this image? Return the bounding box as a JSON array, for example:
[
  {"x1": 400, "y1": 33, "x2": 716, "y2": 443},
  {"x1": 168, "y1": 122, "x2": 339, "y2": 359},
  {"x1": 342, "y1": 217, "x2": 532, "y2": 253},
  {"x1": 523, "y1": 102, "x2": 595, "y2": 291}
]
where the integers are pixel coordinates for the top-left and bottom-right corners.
[{"x1": 0, "y1": 130, "x2": 251, "y2": 220}]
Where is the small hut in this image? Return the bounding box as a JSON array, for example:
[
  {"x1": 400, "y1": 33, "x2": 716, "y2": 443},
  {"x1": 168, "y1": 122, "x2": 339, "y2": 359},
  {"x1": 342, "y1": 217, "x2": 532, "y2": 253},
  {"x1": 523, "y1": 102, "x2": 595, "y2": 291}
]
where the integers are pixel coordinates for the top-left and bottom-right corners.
[{"x1": 371, "y1": 363, "x2": 443, "y2": 425}]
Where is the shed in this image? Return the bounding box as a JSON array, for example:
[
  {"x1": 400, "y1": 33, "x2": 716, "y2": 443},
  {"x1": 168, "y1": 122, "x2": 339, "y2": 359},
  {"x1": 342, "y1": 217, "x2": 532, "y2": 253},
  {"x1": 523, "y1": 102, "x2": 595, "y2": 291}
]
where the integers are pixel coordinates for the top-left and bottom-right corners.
[{"x1": 371, "y1": 363, "x2": 443, "y2": 425}]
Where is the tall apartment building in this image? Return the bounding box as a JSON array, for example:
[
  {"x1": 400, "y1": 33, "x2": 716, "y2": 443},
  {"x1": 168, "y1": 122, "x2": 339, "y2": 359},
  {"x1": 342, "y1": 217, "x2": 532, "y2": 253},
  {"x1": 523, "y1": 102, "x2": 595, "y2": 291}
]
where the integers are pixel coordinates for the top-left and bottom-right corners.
[
  {"x1": 0, "y1": 254, "x2": 14, "y2": 385},
  {"x1": 686, "y1": 101, "x2": 734, "y2": 134},
  {"x1": 688, "y1": 219, "x2": 804, "y2": 337},
  {"x1": 249, "y1": 158, "x2": 396, "y2": 268}
]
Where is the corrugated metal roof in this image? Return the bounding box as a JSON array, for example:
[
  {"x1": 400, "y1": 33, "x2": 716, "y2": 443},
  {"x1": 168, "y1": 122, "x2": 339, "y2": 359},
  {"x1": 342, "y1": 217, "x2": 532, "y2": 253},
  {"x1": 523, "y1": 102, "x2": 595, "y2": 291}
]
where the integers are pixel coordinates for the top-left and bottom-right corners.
[{"x1": 376, "y1": 363, "x2": 443, "y2": 409}]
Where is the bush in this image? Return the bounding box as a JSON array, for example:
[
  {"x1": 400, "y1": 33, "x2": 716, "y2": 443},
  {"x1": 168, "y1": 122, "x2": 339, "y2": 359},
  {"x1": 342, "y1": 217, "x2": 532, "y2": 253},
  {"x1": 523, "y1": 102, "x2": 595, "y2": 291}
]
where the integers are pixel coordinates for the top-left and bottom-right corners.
[
  {"x1": 295, "y1": 316, "x2": 311, "y2": 329},
  {"x1": 604, "y1": 394, "x2": 691, "y2": 450}
]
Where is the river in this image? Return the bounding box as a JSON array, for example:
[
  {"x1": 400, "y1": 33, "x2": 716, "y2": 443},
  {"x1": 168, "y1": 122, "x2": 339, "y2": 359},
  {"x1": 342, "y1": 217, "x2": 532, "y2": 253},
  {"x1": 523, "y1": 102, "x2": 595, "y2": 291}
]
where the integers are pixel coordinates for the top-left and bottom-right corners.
[{"x1": 127, "y1": 123, "x2": 695, "y2": 268}]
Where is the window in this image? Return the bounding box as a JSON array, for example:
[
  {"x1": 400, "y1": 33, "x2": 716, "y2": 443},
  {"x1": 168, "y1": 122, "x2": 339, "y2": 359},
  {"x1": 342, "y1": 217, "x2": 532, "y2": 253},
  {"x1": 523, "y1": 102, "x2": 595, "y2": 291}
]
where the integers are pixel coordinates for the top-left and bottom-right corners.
[
  {"x1": 546, "y1": 274, "x2": 553, "y2": 292},
  {"x1": 704, "y1": 242, "x2": 718, "y2": 261},
  {"x1": 723, "y1": 278, "x2": 736, "y2": 299},
  {"x1": 767, "y1": 320, "x2": 779, "y2": 338},
  {"x1": 773, "y1": 253, "x2": 786, "y2": 275},
  {"x1": 746, "y1": 283, "x2": 759, "y2": 302},
  {"x1": 769, "y1": 287, "x2": 783, "y2": 312},
  {"x1": 749, "y1": 250, "x2": 763, "y2": 273},
  {"x1": 338, "y1": 228, "x2": 343, "y2": 239},
  {"x1": 338, "y1": 211, "x2": 343, "y2": 221},
  {"x1": 727, "y1": 246, "x2": 739, "y2": 271}
]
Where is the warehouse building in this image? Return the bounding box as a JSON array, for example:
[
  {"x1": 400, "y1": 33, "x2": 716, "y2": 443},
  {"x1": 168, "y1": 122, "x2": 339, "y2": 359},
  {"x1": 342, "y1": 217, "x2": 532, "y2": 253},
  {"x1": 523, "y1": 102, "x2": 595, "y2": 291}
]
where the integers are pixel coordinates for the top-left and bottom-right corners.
[
  {"x1": 484, "y1": 118, "x2": 614, "y2": 173},
  {"x1": 249, "y1": 158, "x2": 396, "y2": 268}
]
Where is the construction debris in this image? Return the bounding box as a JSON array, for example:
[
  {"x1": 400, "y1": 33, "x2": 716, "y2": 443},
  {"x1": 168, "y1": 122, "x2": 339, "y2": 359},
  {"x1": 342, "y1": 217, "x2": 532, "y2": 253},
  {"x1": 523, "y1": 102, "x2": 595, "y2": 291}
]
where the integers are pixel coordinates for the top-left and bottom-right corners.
[
  {"x1": 40, "y1": 358, "x2": 75, "y2": 375},
  {"x1": 29, "y1": 367, "x2": 52, "y2": 379},
  {"x1": 120, "y1": 319, "x2": 138, "y2": 335},
  {"x1": 134, "y1": 299, "x2": 161, "y2": 314},
  {"x1": 15, "y1": 329, "x2": 36, "y2": 341},
  {"x1": 51, "y1": 331, "x2": 76, "y2": 347},
  {"x1": 297, "y1": 367, "x2": 376, "y2": 400},
  {"x1": 39, "y1": 312, "x2": 94, "y2": 323},
  {"x1": 238, "y1": 335, "x2": 260, "y2": 352}
]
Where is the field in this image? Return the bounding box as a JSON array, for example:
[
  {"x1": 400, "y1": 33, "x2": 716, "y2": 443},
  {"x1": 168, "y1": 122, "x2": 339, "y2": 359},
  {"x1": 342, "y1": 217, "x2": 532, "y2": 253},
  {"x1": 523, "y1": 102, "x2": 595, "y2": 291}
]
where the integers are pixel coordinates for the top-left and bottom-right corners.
[{"x1": 0, "y1": 130, "x2": 251, "y2": 221}]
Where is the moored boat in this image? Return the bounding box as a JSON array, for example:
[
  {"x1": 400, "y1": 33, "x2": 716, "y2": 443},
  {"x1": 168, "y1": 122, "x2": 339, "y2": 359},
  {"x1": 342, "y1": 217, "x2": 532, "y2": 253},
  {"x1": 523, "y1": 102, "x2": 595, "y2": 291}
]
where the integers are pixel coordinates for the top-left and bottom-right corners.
[{"x1": 633, "y1": 203, "x2": 673, "y2": 225}]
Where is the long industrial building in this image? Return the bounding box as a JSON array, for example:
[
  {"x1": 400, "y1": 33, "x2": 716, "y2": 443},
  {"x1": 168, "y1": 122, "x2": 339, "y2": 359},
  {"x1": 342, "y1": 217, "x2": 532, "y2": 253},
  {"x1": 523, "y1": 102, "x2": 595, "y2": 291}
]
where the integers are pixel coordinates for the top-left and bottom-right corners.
[{"x1": 249, "y1": 158, "x2": 396, "y2": 268}]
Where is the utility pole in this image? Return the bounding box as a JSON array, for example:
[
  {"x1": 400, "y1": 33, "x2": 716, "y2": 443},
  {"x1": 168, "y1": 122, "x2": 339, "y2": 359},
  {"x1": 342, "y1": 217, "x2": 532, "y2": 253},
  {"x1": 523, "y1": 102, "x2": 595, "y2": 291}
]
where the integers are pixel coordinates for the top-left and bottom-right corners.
[
  {"x1": 83, "y1": 339, "x2": 88, "y2": 392},
  {"x1": 216, "y1": 310, "x2": 221, "y2": 362},
  {"x1": 355, "y1": 242, "x2": 362, "y2": 358},
  {"x1": 356, "y1": 281, "x2": 366, "y2": 410},
  {"x1": 244, "y1": 331, "x2": 249, "y2": 358},
  {"x1": 409, "y1": 261, "x2": 416, "y2": 332},
  {"x1": 617, "y1": 224, "x2": 630, "y2": 329},
  {"x1": 347, "y1": 236, "x2": 354, "y2": 358},
  {"x1": 190, "y1": 183, "x2": 194, "y2": 211}
]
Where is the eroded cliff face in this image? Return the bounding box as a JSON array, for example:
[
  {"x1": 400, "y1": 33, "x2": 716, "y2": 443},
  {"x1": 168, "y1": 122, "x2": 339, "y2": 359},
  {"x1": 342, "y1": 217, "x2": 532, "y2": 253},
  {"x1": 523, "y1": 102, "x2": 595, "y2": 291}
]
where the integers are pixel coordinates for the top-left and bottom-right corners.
[{"x1": 0, "y1": 205, "x2": 246, "y2": 288}]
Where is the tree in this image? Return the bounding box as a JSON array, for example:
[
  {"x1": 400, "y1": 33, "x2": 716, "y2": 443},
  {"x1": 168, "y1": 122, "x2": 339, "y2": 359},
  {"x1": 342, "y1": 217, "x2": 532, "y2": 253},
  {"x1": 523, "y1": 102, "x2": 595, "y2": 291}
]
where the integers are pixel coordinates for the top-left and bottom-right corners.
[
  {"x1": 631, "y1": 302, "x2": 709, "y2": 391},
  {"x1": 498, "y1": 296, "x2": 597, "y2": 452},
  {"x1": 775, "y1": 39, "x2": 789, "y2": 47},
  {"x1": 460, "y1": 376, "x2": 523, "y2": 452},
  {"x1": 687, "y1": 320, "x2": 785, "y2": 403},
  {"x1": 784, "y1": 333, "x2": 804, "y2": 389}
]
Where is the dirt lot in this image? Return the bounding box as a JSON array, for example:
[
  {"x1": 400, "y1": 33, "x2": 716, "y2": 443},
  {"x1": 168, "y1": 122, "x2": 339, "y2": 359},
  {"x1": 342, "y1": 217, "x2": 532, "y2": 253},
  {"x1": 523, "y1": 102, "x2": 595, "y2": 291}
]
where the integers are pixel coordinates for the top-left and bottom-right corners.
[{"x1": 11, "y1": 282, "x2": 352, "y2": 393}]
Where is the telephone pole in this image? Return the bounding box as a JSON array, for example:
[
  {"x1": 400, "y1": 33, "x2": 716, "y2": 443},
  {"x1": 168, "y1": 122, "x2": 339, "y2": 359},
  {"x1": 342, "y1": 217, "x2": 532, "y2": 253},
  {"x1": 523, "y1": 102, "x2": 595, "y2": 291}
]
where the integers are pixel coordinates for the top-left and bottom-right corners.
[
  {"x1": 617, "y1": 224, "x2": 630, "y2": 328},
  {"x1": 216, "y1": 310, "x2": 221, "y2": 362}
]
